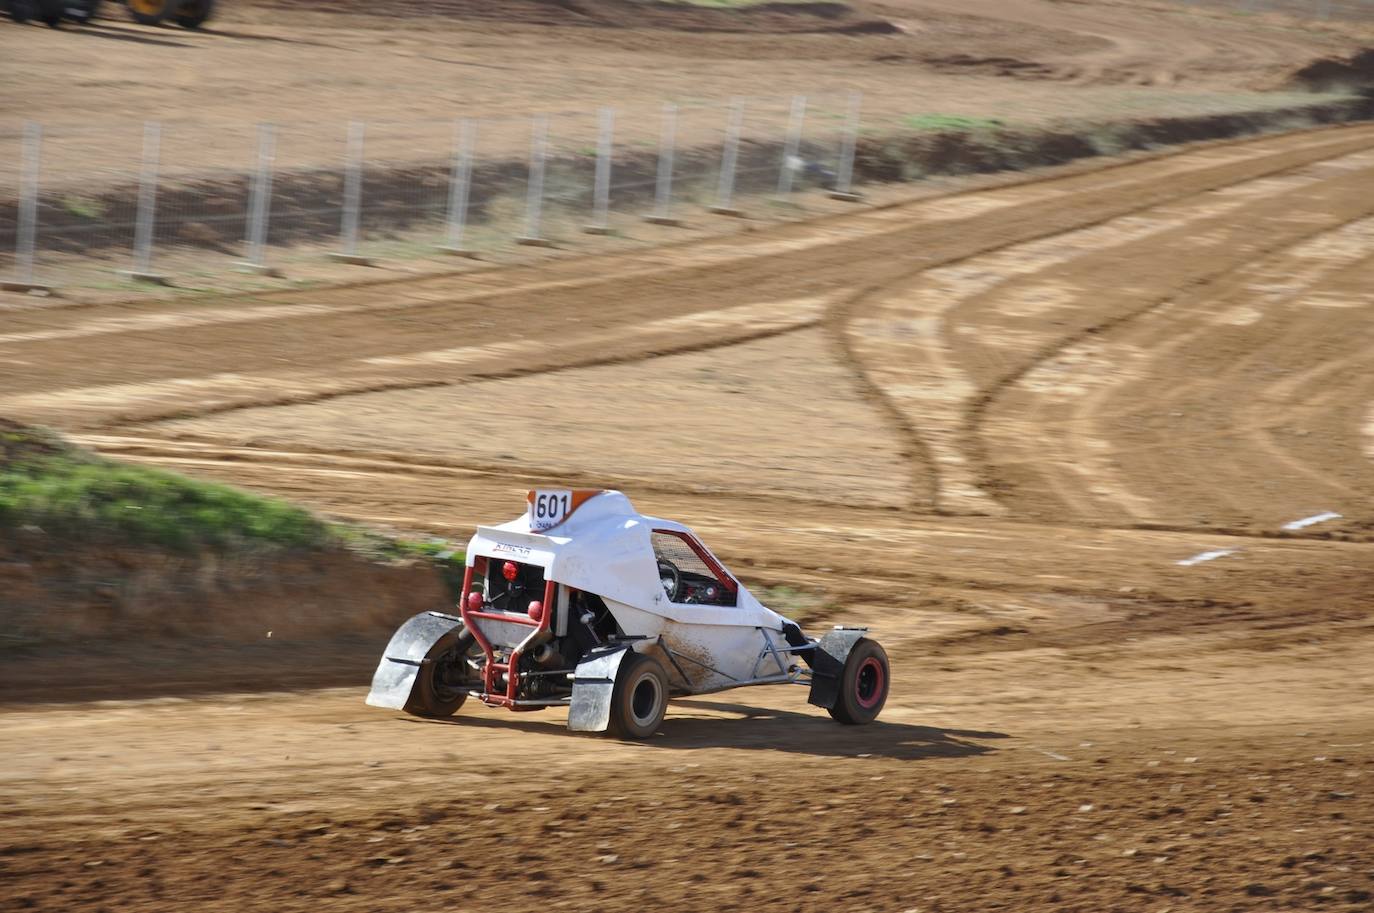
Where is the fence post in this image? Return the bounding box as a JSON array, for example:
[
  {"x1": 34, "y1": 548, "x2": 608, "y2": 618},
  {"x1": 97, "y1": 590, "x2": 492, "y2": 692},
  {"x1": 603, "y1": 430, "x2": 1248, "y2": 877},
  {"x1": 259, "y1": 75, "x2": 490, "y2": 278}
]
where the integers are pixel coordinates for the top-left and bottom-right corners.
[
  {"x1": 830, "y1": 91, "x2": 862, "y2": 202},
  {"x1": 517, "y1": 114, "x2": 554, "y2": 247},
  {"x1": 645, "y1": 102, "x2": 681, "y2": 226},
  {"x1": 121, "y1": 121, "x2": 167, "y2": 284},
  {"x1": 441, "y1": 118, "x2": 477, "y2": 256},
  {"x1": 2, "y1": 122, "x2": 49, "y2": 293},
  {"x1": 329, "y1": 120, "x2": 372, "y2": 265},
  {"x1": 585, "y1": 106, "x2": 615, "y2": 235},
  {"x1": 238, "y1": 122, "x2": 278, "y2": 275},
  {"x1": 777, "y1": 94, "x2": 807, "y2": 198},
  {"x1": 708, "y1": 99, "x2": 745, "y2": 217}
]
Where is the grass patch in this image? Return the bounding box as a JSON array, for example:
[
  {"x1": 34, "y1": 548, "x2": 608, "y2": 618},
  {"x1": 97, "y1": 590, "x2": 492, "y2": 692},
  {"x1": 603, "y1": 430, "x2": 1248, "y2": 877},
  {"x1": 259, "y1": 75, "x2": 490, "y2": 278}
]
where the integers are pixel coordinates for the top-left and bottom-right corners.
[
  {"x1": 61, "y1": 196, "x2": 106, "y2": 220},
  {"x1": 1, "y1": 421, "x2": 330, "y2": 551},
  {"x1": 903, "y1": 113, "x2": 1008, "y2": 133}
]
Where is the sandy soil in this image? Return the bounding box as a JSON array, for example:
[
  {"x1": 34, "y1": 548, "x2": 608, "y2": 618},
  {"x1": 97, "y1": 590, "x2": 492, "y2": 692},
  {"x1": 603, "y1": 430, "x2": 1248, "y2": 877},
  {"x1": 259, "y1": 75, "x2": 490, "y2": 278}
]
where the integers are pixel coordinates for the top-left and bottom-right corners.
[
  {"x1": 2, "y1": 120, "x2": 1373, "y2": 912},
  {"x1": 0, "y1": 0, "x2": 1369, "y2": 177}
]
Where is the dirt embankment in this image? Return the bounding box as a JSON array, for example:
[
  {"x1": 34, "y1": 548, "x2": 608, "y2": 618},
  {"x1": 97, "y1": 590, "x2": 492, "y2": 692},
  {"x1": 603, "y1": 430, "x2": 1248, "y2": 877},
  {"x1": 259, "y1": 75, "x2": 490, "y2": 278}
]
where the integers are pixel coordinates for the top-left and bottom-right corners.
[{"x1": 0, "y1": 420, "x2": 452, "y2": 701}]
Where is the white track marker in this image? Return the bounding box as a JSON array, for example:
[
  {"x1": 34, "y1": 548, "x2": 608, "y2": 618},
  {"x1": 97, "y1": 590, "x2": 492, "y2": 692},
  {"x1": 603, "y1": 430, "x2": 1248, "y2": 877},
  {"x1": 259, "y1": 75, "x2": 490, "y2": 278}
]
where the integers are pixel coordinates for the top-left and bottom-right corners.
[
  {"x1": 1176, "y1": 548, "x2": 1238, "y2": 567},
  {"x1": 1282, "y1": 511, "x2": 1343, "y2": 531}
]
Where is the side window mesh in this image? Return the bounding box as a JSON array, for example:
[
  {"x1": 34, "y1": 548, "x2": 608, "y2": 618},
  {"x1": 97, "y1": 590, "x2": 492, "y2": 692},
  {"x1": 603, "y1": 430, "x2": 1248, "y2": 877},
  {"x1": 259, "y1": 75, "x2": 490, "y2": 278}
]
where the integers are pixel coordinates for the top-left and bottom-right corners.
[{"x1": 651, "y1": 531, "x2": 737, "y2": 607}]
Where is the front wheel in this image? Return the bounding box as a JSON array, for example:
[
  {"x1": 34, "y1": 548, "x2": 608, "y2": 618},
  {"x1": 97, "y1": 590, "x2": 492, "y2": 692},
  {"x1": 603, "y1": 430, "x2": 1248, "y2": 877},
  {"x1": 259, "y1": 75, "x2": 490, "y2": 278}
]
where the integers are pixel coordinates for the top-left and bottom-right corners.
[
  {"x1": 172, "y1": 0, "x2": 211, "y2": 28},
  {"x1": 608, "y1": 652, "x2": 668, "y2": 740},
  {"x1": 827, "y1": 638, "x2": 889, "y2": 725},
  {"x1": 404, "y1": 628, "x2": 478, "y2": 719}
]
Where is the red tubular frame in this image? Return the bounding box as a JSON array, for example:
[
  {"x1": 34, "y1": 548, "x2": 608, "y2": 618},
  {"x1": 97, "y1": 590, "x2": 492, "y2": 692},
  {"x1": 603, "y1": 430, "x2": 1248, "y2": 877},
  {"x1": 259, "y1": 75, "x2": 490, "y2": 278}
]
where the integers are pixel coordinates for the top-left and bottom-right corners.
[{"x1": 457, "y1": 560, "x2": 556, "y2": 710}]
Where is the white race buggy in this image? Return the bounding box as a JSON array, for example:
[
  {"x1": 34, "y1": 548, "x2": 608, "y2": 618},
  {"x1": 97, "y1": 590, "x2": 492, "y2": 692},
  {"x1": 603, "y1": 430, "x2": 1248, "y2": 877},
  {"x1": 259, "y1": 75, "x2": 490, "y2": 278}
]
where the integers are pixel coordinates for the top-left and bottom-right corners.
[{"x1": 366, "y1": 490, "x2": 890, "y2": 739}]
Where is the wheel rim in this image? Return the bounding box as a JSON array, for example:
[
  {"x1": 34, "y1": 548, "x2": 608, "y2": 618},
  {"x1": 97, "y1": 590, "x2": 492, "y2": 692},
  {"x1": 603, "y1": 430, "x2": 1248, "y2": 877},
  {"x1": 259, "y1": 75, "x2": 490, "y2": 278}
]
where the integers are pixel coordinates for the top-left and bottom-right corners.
[
  {"x1": 855, "y1": 656, "x2": 885, "y2": 709},
  {"x1": 129, "y1": 0, "x2": 167, "y2": 14},
  {"x1": 630, "y1": 674, "x2": 661, "y2": 726}
]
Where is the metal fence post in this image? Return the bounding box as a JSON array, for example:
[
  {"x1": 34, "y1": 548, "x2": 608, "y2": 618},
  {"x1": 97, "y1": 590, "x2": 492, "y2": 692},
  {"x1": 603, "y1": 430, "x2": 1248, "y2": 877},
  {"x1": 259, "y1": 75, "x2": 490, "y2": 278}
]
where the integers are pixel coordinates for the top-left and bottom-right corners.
[
  {"x1": 441, "y1": 118, "x2": 477, "y2": 256},
  {"x1": 585, "y1": 106, "x2": 615, "y2": 235},
  {"x1": 238, "y1": 122, "x2": 278, "y2": 275},
  {"x1": 645, "y1": 102, "x2": 681, "y2": 226},
  {"x1": 517, "y1": 114, "x2": 553, "y2": 246},
  {"x1": 708, "y1": 99, "x2": 745, "y2": 217},
  {"x1": 830, "y1": 91, "x2": 863, "y2": 202},
  {"x1": 122, "y1": 121, "x2": 167, "y2": 284},
  {"x1": 330, "y1": 120, "x2": 372, "y2": 265},
  {"x1": 777, "y1": 94, "x2": 807, "y2": 197},
  {"x1": 3, "y1": 122, "x2": 49, "y2": 293}
]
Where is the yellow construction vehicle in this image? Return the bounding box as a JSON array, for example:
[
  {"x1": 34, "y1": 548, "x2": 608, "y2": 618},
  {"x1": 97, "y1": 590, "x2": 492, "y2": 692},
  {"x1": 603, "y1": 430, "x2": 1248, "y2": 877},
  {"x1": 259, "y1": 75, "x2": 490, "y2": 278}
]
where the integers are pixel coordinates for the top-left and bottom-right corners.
[{"x1": 124, "y1": 0, "x2": 213, "y2": 28}]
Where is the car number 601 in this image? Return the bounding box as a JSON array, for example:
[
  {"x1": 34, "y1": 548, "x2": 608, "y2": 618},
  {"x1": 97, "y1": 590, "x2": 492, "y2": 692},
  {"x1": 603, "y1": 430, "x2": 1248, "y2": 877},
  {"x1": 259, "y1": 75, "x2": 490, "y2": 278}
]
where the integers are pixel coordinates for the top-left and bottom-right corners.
[{"x1": 531, "y1": 490, "x2": 573, "y2": 530}]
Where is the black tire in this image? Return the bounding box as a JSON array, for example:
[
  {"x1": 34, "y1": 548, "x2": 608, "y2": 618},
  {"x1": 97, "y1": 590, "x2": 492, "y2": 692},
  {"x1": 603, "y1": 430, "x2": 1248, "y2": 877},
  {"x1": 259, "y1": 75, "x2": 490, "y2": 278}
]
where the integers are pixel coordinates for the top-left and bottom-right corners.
[
  {"x1": 172, "y1": 0, "x2": 210, "y2": 28},
  {"x1": 38, "y1": 0, "x2": 63, "y2": 25},
  {"x1": 607, "y1": 652, "x2": 668, "y2": 740},
  {"x1": 126, "y1": 0, "x2": 172, "y2": 24},
  {"x1": 8, "y1": 0, "x2": 37, "y2": 23},
  {"x1": 827, "y1": 638, "x2": 889, "y2": 725},
  {"x1": 403, "y1": 628, "x2": 477, "y2": 719}
]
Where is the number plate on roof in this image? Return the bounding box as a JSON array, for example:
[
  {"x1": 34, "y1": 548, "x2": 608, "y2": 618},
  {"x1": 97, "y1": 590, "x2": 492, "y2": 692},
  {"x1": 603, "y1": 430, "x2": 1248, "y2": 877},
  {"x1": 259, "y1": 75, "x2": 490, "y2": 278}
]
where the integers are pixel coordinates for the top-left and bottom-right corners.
[{"x1": 530, "y1": 489, "x2": 573, "y2": 531}]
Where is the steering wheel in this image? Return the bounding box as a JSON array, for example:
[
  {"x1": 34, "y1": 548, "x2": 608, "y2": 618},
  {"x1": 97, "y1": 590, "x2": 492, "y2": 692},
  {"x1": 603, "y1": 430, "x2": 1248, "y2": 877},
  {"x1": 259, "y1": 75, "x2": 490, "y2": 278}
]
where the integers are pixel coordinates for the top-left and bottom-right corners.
[{"x1": 657, "y1": 559, "x2": 681, "y2": 602}]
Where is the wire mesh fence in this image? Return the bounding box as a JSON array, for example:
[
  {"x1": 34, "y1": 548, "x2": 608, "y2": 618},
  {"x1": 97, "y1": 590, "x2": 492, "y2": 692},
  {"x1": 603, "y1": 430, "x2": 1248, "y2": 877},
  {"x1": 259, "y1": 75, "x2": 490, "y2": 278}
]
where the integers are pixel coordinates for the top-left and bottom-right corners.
[
  {"x1": 1, "y1": 91, "x2": 866, "y2": 292},
  {"x1": 3, "y1": 73, "x2": 1368, "y2": 293}
]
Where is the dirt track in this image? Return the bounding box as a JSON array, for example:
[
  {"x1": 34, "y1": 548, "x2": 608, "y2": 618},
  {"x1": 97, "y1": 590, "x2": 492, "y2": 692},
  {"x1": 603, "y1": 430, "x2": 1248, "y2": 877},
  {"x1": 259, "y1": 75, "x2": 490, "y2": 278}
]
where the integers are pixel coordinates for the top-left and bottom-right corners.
[{"x1": 4, "y1": 123, "x2": 1374, "y2": 911}]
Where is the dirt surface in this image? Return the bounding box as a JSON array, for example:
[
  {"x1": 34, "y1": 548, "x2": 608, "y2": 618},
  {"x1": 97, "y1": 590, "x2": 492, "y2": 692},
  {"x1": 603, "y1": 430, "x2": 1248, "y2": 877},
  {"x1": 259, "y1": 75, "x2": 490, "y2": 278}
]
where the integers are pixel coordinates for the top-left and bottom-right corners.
[
  {"x1": 2, "y1": 0, "x2": 1372, "y2": 178},
  {"x1": 3, "y1": 119, "x2": 1374, "y2": 911}
]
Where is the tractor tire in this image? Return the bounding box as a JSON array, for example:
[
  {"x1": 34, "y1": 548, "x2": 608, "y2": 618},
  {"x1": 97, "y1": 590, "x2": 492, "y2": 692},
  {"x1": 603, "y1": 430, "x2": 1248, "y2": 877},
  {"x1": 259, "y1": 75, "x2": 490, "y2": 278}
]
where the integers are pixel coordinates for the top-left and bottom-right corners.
[
  {"x1": 607, "y1": 652, "x2": 669, "y2": 740},
  {"x1": 403, "y1": 628, "x2": 478, "y2": 719},
  {"x1": 38, "y1": 0, "x2": 64, "y2": 25},
  {"x1": 173, "y1": 0, "x2": 211, "y2": 28},
  {"x1": 126, "y1": 0, "x2": 172, "y2": 24},
  {"x1": 826, "y1": 637, "x2": 889, "y2": 725},
  {"x1": 8, "y1": 0, "x2": 38, "y2": 23}
]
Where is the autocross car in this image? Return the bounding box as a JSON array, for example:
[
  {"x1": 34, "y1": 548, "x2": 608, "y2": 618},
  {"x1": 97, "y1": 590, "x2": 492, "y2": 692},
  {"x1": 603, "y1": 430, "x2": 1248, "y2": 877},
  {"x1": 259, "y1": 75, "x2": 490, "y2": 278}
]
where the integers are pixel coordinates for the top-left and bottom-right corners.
[{"x1": 366, "y1": 489, "x2": 890, "y2": 739}]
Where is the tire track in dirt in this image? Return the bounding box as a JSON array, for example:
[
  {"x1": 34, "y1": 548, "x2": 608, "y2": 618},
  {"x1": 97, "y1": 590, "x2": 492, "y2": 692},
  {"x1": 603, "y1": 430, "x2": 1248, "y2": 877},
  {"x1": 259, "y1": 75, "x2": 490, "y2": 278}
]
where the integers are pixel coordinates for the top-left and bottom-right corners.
[
  {"x1": 5, "y1": 127, "x2": 1374, "y2": 434},
  {"x1": 991, "y1": 228, "x2": 1374, "y2": 532},
  {"x1": 838, "y1": 143, "x2": 1374, "y2": 515},
  {"x1": 965, "y1": 168, "x2": 1374, "y2": 528}
]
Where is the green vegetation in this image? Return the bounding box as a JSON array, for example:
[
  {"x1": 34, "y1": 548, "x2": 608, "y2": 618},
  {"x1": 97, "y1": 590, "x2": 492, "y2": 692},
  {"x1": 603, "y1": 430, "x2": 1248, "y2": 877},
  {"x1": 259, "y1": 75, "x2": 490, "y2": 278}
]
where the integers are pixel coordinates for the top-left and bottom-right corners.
[
  {"x1": 1, "y1": 425, "x2": 331, "y2": 551},
  {"x1": 0, "y1": 421, "x2": 470, "y2": 585},
  {"x1": 61, "y1": 196, "x2": 106, "y2": 220},
  {"x1": 903, "y1": 113, "x2": 1008, "y2": 133}
]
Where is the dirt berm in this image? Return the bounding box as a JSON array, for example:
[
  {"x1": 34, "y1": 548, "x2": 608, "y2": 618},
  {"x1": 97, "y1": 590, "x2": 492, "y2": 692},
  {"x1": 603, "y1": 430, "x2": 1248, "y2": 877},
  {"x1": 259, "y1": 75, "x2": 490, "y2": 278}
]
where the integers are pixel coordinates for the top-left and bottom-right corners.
[{"x1": 0, "y1": 421, "x2": 451, "y2": 702}]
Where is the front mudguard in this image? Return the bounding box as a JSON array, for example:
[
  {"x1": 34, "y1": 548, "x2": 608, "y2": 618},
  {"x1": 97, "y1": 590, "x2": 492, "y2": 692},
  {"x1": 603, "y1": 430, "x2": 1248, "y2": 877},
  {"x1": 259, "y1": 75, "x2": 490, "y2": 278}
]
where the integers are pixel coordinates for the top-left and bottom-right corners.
[
  {"x1": 806, "y1": 627, "x2": 869, "y2": 710},
  {"x1": 365, "y1": 611, "x2": 465, "y2": 711}
]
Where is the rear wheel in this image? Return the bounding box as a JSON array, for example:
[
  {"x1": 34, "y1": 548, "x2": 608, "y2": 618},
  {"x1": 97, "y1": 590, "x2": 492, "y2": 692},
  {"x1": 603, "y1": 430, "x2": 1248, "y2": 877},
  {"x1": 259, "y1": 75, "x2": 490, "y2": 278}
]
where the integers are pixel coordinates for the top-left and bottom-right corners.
[
  {"x1": 404, "y1": 628, "x2": 478, "y2": 719},
  {"x1": 608, "y1": 652, "x2": 668, "y2": 740},
  {"x1": 172, "y1": 0, "x2": 211, "y2": 28},
  {"x1": 827, "y1": 638, "x2": 889, "y2": 725}
]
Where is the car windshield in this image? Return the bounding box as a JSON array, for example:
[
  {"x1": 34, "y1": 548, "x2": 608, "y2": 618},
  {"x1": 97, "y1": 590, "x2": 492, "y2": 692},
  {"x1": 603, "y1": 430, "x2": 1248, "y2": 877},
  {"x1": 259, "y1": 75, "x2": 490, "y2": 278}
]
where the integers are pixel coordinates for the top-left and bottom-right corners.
[{"x1": 651, "y1": 530, "x2": 737, "y2": 607}]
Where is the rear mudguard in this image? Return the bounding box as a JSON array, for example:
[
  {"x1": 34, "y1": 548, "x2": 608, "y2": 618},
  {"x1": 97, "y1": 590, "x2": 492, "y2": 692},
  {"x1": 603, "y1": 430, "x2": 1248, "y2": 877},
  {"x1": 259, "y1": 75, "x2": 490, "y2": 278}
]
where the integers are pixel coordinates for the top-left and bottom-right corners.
[
  {"x1": 365, "y1": 611, "x2": 465, "y2": 711},
  {"x1": 566, "y1": 643, "x2": 633, "y2": 732},
  {"x1": 806, "y1": 627, "x2": 868, "y2": 710}
]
